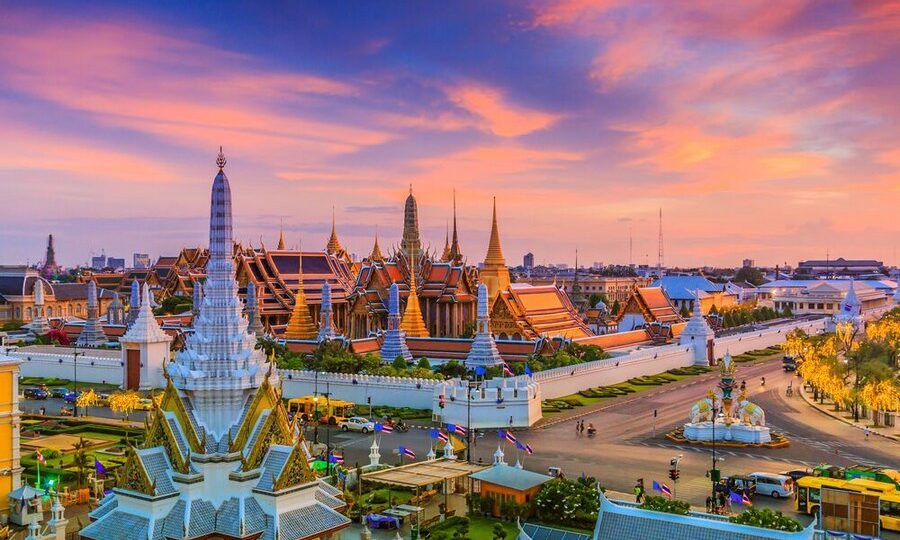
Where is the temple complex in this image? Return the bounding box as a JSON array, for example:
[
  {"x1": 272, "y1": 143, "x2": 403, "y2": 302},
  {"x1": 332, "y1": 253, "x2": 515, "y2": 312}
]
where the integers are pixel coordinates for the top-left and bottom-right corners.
[
  {"x1": 81, "y1": 149, "x2": 350, "y2": 540},
  {"x1": 615, "y1": 286, "x2": 682, "y2": 332},
  {"x1": 347, "y1": 188, "x2": 476, "y2": 339}
]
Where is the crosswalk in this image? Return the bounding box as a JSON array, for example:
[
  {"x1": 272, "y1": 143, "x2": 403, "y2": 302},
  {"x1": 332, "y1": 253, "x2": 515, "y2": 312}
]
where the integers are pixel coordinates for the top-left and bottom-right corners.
[
  {"x1": 771, "y1": 426, "x2": 888, "y2": 468},
  {"x1": 636, "y1": 431, "x2": 891, "y2": 469},
  {"x1": 636, "y1": 441, "x2": 818, "y2": 468}
]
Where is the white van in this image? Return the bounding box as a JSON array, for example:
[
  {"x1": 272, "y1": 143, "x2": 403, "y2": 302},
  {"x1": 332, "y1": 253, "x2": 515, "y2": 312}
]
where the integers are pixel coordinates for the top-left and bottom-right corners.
[{"x1": 749, "y1": 472, "x2": 793, "y2": 498}]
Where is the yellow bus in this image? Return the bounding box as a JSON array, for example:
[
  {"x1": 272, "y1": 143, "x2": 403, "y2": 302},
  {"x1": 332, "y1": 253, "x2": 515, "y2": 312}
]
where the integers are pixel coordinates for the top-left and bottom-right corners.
[
  {"x1": 286, "y1": 396, "x2": 354, "y2": 425},
  {"x1": 795, "y1": 476, "x2": 900, "y2": 532}
]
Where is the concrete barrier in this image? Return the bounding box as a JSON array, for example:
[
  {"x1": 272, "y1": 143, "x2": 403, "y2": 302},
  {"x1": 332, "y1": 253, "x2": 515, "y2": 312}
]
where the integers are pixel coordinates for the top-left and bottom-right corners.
[{"x1": 279, "y1": 370, "x2": 438, "y2": 409}]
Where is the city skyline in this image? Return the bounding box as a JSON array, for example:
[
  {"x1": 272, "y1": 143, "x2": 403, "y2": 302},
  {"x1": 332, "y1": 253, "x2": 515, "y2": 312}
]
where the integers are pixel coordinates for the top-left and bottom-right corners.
[{"x1": 1, "y1": 1, "x2": 898, "y2": 267}]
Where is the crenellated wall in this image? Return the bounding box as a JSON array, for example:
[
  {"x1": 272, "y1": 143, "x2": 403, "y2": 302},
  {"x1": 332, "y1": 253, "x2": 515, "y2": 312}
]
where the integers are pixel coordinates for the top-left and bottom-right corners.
[
  {"x1": 433, "y1": 376, "x2": 542, "y2": 428},
  {"x1": 279, "y1": 370, "x2": 439, "y2": 409},
  {"x1": 13, "y1": 346, "x2": 123, "y2": 385}
]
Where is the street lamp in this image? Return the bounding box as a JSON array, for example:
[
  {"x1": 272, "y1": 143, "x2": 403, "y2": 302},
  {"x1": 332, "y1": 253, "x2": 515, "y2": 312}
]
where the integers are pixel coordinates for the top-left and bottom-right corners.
[
  {"x1": 709, "y1": 406, "x2": 720, "y2": 510},
  {"x1": 73, "y1": 344, "x2": 83, "y2": 418},
  {"x1": 313, "y1": 368, "x2": 319, "y2": 444}
]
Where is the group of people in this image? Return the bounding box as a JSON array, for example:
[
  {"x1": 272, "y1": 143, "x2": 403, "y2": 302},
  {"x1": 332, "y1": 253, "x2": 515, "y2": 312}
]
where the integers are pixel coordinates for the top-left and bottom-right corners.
[{"x1": 575, "y1": 420, "x2": 596, "y2": 437}]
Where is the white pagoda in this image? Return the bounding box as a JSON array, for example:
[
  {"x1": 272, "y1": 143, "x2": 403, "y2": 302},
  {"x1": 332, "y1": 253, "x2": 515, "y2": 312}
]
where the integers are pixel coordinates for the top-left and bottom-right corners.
[{"x1": 80, "y1": 149, "x2": 350, "y2": 540}]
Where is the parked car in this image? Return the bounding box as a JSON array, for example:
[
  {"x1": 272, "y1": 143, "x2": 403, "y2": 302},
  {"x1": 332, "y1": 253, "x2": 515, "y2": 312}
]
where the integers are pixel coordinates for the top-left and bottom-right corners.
[
  {"x1": 24, "y1": 388, "x2": 49, "y2": 400},
  {"x1": 782, "y1": 355, "x2": 797, "y2": 371},
  {"x1": 748, "y1": 472, "x2": 794, "y2": 499},
  {"x1": 136, "y1": 398, "x2": 154, "y2": 411},
  {"x1": 63, "y1": 391, "x2": 81, "y2": 403},
  {"x1": 724, "y1": 475, "x2": 757, "y2": 498},
  {"x1": 49, "y1": 387, "x2": 71, "y2": 398},
  {"x1": 339, "y1": 416, "x2": 375, "y2": 433},
  {"x1": 781, "y1": 469, "x2": 811, "y2": 483}
]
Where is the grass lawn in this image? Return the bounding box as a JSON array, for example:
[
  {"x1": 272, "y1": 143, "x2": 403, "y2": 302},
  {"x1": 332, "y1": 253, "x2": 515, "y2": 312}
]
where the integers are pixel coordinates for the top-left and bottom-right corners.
[
  {"x1": 428, "y1": 516, "x2": 517, "y2": 539},
  {"x1": 469, "y1": 516, "x2": 518, "y2": 538},
  {"x1": 358, "y1": 487, "x2": 413, "y2": 509}
]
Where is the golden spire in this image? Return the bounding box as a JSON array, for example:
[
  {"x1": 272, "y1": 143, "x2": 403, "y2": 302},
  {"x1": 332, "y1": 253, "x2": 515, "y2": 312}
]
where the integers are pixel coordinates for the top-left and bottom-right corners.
[
  {"x1": 284, "y1": 246, "x2": 317, "y2": 339},
  {"x1": 441, "y1": 219, "x2": 452, "y2": 261},
  {"x1": 484, "y1": 197, "x2": 505, "y2": 265},
  {"x1": 369, "y1": 225, "x2": 384, "y2": 262},
  {"x1": 448, "y1": 188, "x2": 463, "y2": 264},
  {"x1": 277, "y1": 219, "x2": 286, "y2": 250},
  {"x1": 326, "y1": 206, "x2": 344, "y2": 256},
  {"x1": 400, "y1": 248, "x2": 429, "y2": 337}
]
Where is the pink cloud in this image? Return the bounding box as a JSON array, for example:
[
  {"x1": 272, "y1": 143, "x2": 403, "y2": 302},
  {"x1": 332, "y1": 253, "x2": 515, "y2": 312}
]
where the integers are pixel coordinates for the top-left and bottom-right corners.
[{"x1": 447, "y1": 84, "x2": 562, "y2": 137}]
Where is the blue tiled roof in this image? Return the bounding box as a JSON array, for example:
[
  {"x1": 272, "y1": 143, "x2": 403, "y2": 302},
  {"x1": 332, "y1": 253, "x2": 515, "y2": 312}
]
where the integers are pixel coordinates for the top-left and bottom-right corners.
[
  {"x1": 138, "y1": 448, "x2": 176, "y2": 495},
  {"x1": 650, "y1": 276, "x2": 722, "y2": 299},
  {"x1": 80, "y1": 510, "x2": 150, "y2": 540},
  {"x1": 256, "y1": 445, "x2": 292, "y2": 491},
  {"x1": 519, "y1": 523, "x2": 591, "y2": 540},
  {"x1": 470, "y1": 464, "x2": 552, "y2": 491},
  {"x1": 278, "y1": 504, "x2": 350, "y2": 540}
]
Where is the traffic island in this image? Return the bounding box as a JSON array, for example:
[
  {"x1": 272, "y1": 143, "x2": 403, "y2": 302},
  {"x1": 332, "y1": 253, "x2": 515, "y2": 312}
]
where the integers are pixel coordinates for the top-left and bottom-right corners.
[{"x1": 666, "y1": 426, "x2": 790, "y2": 449}]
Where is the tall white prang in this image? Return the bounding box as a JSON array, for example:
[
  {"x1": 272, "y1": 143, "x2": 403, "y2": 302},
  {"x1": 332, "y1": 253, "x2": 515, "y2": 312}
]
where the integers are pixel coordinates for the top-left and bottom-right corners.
[{"x1": 168, "y1": 148, "x2": 274, "y2": 438}]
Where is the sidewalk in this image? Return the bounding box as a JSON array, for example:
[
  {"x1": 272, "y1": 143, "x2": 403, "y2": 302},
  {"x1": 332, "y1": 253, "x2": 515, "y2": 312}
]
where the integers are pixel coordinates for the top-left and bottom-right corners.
[{"x1": 798, "y1": 384, "x2": 899, "y2": 442}]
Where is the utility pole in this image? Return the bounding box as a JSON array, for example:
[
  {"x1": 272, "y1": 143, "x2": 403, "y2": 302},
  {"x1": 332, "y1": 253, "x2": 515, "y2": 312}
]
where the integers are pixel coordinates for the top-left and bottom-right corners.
[{"x1": 669, "y1": 454, "x2": 683, "y2": 498}]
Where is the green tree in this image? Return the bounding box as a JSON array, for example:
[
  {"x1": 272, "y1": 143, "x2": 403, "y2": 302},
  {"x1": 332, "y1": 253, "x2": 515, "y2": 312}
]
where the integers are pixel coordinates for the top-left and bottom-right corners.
[
  {"x1": 610, "y1": 299, "x2": 621, "y2": 315},
  {"x1": 392, "y1": 356, "x2": 410, "y2": 370},
  {"x1": 460, "y1": 321, "x2": 476, "y2": 339},
  {"x1": 639, "y1": 496, "x2": 690, "y2": 515},
  {"x1": 730, "y1": 507, "x2": 802, "y2": 532},
  {"x1": 589, "y1": 293, "x2": 609, "y2": 307},
  {"x1": 71, "y1": 437, "x2": 91, "y2": 489},
  {"x1": 734, "y1": 266, "x2": 767, "y2": 286},
  {"x1": 679, "y1": 305, "x2": 690, "y2": 318},
  {"x1": 492, "y1": 522, "x2": 508, "y2": 540},
  {"x1": 417, "y1": 357, "x2": 431, "y2": 370}
]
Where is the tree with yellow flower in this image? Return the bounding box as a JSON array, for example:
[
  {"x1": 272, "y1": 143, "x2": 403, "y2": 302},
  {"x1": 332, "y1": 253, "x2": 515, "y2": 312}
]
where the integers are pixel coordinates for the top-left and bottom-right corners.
[
  {"x1": 860, "y1": 379, "x2": 900, "y2": 426},
  {"x1": 75, "y1": 388, "x2": 99, "y2": 416},
  {"x1": 109, "y1": 390, "x2": 141, "y2": 423}
]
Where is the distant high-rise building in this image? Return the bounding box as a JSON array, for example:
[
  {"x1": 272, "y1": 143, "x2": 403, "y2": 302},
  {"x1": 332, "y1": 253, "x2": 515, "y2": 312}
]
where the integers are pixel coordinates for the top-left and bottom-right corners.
[
  {"x1": 592, "y1": 261, "x2": 604, "y2": 270},
  {"x1": 742, "y1": 259, "x2": 754, "y2": 268},
  {"x1": 523, "y1": 252, "x2": 534, "y2": 269},
  {"x1": 90, "y1": 253, "x2": 107, "y2": 270},
  {"x1": 107, "y1": 257, "x2": 125, "y2": 271},
  {"x1": 133, "y1": 253, "x2": 150, "y2": 269}
]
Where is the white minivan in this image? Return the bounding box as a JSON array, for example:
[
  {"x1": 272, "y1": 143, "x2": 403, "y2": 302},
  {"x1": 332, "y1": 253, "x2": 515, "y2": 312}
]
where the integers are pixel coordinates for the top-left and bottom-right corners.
[{"x1": 749, "y1": 472, "x2": 793, "y2": 498}]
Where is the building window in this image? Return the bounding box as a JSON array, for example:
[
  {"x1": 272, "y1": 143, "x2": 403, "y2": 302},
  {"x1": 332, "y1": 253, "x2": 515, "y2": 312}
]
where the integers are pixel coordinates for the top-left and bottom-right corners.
[{"x1": 26, "y1": 307, "x2": 32, "y2": 319}]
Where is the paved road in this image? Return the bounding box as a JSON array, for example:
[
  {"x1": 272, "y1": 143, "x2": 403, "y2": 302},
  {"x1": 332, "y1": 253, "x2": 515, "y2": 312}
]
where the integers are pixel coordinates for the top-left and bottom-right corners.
[
  {"x1": 20, "y1": 396, "x2": 148, "y2": 422},
  {"x1": 328, "y1": 358, "x2": 897, "y2": 526}
]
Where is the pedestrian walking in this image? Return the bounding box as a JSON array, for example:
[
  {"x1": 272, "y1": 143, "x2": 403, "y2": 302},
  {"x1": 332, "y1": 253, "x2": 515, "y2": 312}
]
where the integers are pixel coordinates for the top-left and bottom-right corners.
[
  {"x1": 580, "y1": 420, "x2": 585, "y2": 434},
  {"x1": 864, "y1": 427, "x2": 870, "y2": 441},
  {"x1": 576, "y1": 420, "x2": 580, "y2": 436}
]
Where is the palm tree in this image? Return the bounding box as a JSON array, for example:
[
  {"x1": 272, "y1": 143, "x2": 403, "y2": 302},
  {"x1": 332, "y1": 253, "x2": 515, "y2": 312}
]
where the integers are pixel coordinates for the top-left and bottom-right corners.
[{"x1": 72, "y1": 437, "x2": 90, "y2": 490}]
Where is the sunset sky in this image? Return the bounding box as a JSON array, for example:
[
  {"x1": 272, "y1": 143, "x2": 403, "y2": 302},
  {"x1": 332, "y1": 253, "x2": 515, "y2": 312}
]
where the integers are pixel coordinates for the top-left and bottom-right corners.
[{"x1": 1, "y1": 1, "x2": 898, "y2": 269}]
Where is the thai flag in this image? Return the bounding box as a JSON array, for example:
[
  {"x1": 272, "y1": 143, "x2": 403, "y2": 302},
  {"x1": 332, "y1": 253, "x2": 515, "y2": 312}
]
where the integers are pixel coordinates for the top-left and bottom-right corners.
[
  {"x1": 652, "y1": 480, "x2": 672, "y2": 499},
  {"x1": 504, "y1": 430, "x2": 518, "y2": 445},
  {"x1": 36, "y1": 450, "x2": 45, "y2": 465},
  {"x1": 94, "y1": 457, "x2": 107, "y2": 476},
  {"x1": 329, "y1": 453, "x2": 344, "y2": 464},
  {"x1": 437, "y1": 431, "x2": 449, "y2": 443},
  {"x1": 742, "y1": 492, "x2": 753, "y2": 506},
  {"x1": 399, "y1": 446, "x2": 416, "y2": 459},
  {"x1": 376, "y1": 423, "x2": 393, "y2": 433},
  {"x1": 524, "y1": 363, "x2": 533, "y2": 378},
  {"x1": 502, "y1": 363, "x2": 514, "y2": 376},
  {"x1": 454, "y1": 424, "x2": 467, "y2": 437},
  {"x1": 524, "y1": 443, "x2": 534, "y2": 455}
]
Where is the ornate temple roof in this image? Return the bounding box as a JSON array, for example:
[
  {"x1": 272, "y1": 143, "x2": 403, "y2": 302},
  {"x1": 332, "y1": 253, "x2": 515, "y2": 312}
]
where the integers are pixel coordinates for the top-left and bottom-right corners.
[
  {"x1": 491, "y1": 283, "x2": 593, "y2": 340},
  {"x1": 615, "y1": 287, "x2": 682, "y2": 325}
]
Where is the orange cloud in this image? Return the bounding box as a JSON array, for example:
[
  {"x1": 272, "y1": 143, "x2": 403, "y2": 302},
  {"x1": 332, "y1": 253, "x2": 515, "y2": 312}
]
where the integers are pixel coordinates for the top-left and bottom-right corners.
[{"x1": 448, "y1": 85, "x2": 562, "y2": 137}]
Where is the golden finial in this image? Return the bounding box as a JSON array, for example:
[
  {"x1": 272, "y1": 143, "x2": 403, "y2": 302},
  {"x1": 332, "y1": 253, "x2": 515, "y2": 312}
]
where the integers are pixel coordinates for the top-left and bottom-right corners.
[{"x1": 216, "y1": 146, "x2": 226, "y2": 170}]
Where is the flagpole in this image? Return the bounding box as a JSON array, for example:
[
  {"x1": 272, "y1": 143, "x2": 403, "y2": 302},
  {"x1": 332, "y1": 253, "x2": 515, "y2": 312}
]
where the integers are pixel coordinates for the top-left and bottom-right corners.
[{"x1": 36, "y1": 458, "x2": 40, "y2": 489}]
